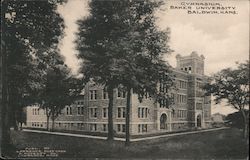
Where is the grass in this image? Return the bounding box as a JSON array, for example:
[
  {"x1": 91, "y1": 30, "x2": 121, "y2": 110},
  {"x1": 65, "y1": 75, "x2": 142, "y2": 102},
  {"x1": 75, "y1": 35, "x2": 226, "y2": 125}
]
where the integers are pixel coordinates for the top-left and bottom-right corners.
[{"x1": 6, "y1": 127, "x2": 249, "y2": 159}]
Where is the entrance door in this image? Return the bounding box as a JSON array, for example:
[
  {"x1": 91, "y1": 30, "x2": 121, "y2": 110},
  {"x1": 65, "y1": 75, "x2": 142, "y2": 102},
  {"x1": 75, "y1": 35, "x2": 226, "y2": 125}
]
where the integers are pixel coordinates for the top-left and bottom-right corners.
[
  {"x1": 197, "y1": 114, "x2": 202, "y2": 128},
  {"x1": 160, "y1": 113, "x2": 167, "y2": 129}
]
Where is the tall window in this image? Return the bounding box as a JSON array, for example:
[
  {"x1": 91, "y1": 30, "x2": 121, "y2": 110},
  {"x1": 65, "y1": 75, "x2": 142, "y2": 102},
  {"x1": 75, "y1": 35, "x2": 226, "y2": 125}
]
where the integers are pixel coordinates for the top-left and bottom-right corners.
[
  {"x1": 103, "y1": 88, "x2": 109, "y2": 99},
  {"x1": 117, "y1": 88, "x2": 126, "y2": 98},
  {"x1": 103, "y1": 108, "x2": 108, "y2": 118},
  {"x1": 138, "y1": 107, "x2": 149, "y2": 118},
  {"x1": 138, "y1": 124, "x2": 148, "y2": 133},
  {"x1": 66, "y1": 106, "x2": 72, "y2": 115},
  {"x1": 159, "y1": 99, "x2": 168, "y2": 108},
  {"x1": 81, "y1": 107, "x2": 84, "y2": 115},
  {"x1": 77, "y1": 107, "x2": 80, "y2": 115},
  {"x1": 177, "y1": 110, "x2": 187, "y2": 118},
  {"x1": 103, "y1": 124, "x2": 107, "y2": 131},
  {"x1": 33, "y1": 108, "x2": 39, "y2": 115},
  {"x1": 117, "y1": 107, "x2": 125, "y2": 118},
  {"x1": 179, "y1": 80, "x2": 187, "y2": 89},
  {"x1": 77, "y1": 107, "x2": 84, "y2": 115},
  {"x1": 159, "y1": 83, "x2": 167, "y2": 93},
  {"x1": 177, "y1": 94, "x2": 187, "y2": 104},
  {"x1": 90, "y1": 90, "x2": 97, "y2": 100},
  {"x1": 117, "y1": 124, "x2": 125, "y2": 132},
  {"x1": 89, "y1": 108, "x2": 97, "y2": 118}
]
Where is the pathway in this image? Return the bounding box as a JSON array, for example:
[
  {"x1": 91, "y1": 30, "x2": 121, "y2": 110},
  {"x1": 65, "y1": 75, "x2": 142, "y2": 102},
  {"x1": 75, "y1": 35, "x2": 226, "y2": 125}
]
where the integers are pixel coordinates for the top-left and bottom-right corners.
[{"x1": 22, "y1": 127, "x2": 229, "y2": 142}]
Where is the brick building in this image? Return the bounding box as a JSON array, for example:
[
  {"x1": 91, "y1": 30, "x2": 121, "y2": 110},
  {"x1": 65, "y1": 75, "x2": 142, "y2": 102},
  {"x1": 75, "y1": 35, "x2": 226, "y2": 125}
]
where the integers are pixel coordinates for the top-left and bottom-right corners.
[{"x1": 25, "y1": 52, "x2": 212, "y2": 135}]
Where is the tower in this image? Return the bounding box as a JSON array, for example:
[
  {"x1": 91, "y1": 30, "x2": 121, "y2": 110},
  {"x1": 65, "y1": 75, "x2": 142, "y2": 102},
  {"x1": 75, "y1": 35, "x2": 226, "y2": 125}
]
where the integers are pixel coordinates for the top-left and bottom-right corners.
[{"x1": 176, "y1": 51, "x2": 205, "y2": 75}]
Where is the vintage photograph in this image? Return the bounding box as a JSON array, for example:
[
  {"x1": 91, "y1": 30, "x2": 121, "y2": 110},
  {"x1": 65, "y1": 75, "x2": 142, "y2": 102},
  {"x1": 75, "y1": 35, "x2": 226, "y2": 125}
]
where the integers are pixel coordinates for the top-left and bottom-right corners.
[{"x1": 1, "y1": 0, "x2": 249, "y2": 159}]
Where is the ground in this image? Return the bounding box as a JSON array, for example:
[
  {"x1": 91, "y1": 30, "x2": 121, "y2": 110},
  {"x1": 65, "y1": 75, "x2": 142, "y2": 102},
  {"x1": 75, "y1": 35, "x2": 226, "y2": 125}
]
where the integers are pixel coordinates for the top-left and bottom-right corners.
[{"x1": 5, "y1": 128, "x2": 249, "y2": 159}]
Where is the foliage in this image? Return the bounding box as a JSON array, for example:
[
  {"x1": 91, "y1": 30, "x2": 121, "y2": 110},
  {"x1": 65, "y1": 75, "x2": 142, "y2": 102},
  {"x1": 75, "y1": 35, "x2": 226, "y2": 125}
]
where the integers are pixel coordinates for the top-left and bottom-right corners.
[
  {"x1": 204, "y1": 61, "x2": 249, "y2": 110},
  {"x1": 76, "y1": 0, "x2": 173, "y2": 143},
  {"x1": 2, "y1": 0, "x2": 66, "y2": 127},
  {"x1": 204, "y1": 61, "x2": 249, "y2": 138},
  {"x1": 35, "y1": 52, "x2": 84, "y2": 130}
]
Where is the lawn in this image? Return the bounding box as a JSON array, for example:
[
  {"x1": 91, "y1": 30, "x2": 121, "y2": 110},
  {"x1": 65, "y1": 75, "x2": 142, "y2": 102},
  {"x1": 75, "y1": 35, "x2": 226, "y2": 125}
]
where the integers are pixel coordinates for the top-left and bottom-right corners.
[{"x1": 5, "y1": 128, "x2": 249, "y2": 159}]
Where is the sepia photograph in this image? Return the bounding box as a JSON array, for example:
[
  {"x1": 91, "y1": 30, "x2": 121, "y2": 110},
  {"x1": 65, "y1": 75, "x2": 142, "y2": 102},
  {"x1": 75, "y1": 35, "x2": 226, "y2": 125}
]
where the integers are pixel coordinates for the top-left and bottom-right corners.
[{"x1": 1, "y1": 0, "x2": 249, "y2": 159}]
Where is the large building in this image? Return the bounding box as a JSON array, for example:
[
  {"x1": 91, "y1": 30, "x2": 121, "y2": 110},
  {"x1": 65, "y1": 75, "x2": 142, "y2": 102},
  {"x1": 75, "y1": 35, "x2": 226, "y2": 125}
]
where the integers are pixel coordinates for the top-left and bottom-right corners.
[{"x1": 25, "y1": 52, "x2": 212, "y2": 135}]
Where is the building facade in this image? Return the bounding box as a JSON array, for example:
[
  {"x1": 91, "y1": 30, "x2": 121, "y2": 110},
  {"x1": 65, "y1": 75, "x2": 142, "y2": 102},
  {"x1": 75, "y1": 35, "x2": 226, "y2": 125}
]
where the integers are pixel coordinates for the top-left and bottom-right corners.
[{"x1": 25, "y1": 52, "x2": 212, "y2": 135}]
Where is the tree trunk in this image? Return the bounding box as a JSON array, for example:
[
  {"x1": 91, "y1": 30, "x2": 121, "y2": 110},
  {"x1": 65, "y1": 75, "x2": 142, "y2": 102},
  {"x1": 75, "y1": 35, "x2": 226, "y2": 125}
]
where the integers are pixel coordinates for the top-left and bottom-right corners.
[
  {"x1": 14, "y1": 109, "x2": 19, "y2": 131},
  {"x1": 52, "y1": 118, "x2": 55, "y2": 132},
  {"x1": 1, "y1": 3, "x2": 12, "y2": 156},
  {"x1": 20, "y1": 122, "x2": 23, "y2": 130},
  {"x1": 51, "y1": 111, "x2": 55, "y2": 132},
  {"x1": 107, "y1": 86, "x2": 114, "y2": 141},
  {"x1": 46, "y1": 114, "x2": 50, "y2": 131},
  {"x1": 1, "y1": 30, "x2": 11, "y2": 155},
  {"x1": 240, "y1": 109, "x2": 248, "y2": 139},
  {"x1": 2, "y1": 85, "x2": 11, "y2": 155},
  {"x1": 125, "y1": 87, "x2": 132, "y2": 146}
]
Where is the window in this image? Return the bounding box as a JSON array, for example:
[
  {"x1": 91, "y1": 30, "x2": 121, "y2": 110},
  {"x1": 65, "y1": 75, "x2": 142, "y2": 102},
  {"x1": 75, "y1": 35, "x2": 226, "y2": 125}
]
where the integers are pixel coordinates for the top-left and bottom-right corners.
[
  {"x1": 117, "y1": 88, "x2": 126, "y2": 98},
  {"x1": 103, "y1": 88, "x2": 108, "y2": 99},
  {"x1": 196, "y1": 103, "x2": 202, "y2": 110},
  {"x1": 33, "y1": 108, "x2": 39, "y2": 115},
  {"x1": 177, "y1": 94, "x2": 187, "y2": 104},
  {"x1": 145, "y1": 92, "x2": 150, "y2": 99},
  {"x1": 103, "y1": 124, "x2": 107, "y2": 131},
  {"x1": 159, "y1": 83, "x2": 168, "y2": 93},
  {"x1": 177, "y1": 110, "x2": 187, "y2": 118},
  {"x1": 117, "y1": 107, "x2": 125, "y2": 118},
  {"x1": 89, "y1": 108, "x2": 97, "y2": 118},
  {"x1": 90, "y1": 90, "x2": 97, "y2": 100},
  {"x1": 77, "y1": 100, "x2": 84, "y2": 106},
  {"x1": 66, "y1": 106, "x2": 72, "y2": 115},
  {"x1": 138, "y1": 108, "x2": 141, "y2": 118},
  {"x1": 90, "y1": 124, "x2": 97, "y2": 131},
  {"x1": 138, "y1": 124, "x2": 148, "y2": 133},
  {"x1": 77, "y1": 107, "x2": 84, "y2": 115},
  {"x1": 117, "y1": 124, "x2": 125, "y2": 132},
  {"x1": 179, "y1": 80, "x2": 187, "y2": 89},
  {"x1": 81, "y1": 107, "x2": 84, "y2": 115},
  {"x1": 77, "y1": 107, "x2": 80, "y2": 115},
  {"x1": 138, "y1": 107, "x2": 149, "y2": 118},
  {"x1": 103, "y1": 108, "x2": 108, "y2": 118},
  {"x1": 159, "y1": 99, "x2": 168, "y2": 108},
  {"x1": 171, "y1": 93, "x2": 175, "y2": 103}
]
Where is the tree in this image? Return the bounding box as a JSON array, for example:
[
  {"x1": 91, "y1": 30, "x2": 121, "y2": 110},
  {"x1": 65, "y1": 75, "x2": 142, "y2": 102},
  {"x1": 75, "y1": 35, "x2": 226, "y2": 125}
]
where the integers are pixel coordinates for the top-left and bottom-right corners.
[
  {"x1": 76, "y1": 0, "x2": 173, "y2": 144},
  {"x1": 1, "y1": 0, "x2": 65, "y2": 154},
  {"x1": 76, "y1": 0, "x2": 131, "y2": 141},
  {"x1": 34, "y1": 51, "x2": 83, "y2": 131},
  {"x1": 204, "y1": 61, "x2": 249, "y2": 139},
  {"x1": 109, "y1": 1, "x2": 173, "y2": 146},
  {"x1": 39, "y1": 63, "x2": 82, "y2": 131}
]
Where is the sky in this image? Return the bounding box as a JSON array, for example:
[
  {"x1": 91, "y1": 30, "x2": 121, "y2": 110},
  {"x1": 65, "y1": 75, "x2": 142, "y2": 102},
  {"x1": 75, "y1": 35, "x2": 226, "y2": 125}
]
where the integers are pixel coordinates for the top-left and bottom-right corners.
[{"x1": 57, "y1": 0, "x2": 249, "y2": 115}]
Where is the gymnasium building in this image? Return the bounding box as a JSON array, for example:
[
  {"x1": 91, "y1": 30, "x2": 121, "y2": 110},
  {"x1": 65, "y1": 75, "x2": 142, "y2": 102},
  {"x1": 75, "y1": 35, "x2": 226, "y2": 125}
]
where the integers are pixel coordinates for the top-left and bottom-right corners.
[{"x1": 25, "y1": 52, "x2": 212, "y2": 135}]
